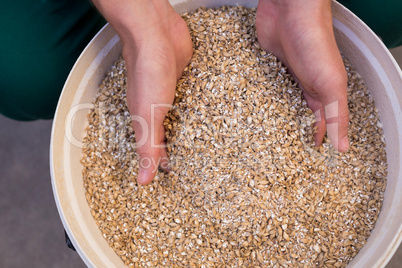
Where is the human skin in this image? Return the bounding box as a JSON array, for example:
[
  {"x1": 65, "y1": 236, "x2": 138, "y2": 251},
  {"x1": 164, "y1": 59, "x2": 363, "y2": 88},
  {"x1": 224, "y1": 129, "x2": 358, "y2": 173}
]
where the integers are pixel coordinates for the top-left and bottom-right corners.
[
  {"x1": 92, "y1": 0, "x2": 349, "y2": 185},
  {"x1": 256, "y1": 0, "x2": 349, "y2": 152},
  {"x1": 92, "y1": 0, "x2": 193, "y2": 185}
]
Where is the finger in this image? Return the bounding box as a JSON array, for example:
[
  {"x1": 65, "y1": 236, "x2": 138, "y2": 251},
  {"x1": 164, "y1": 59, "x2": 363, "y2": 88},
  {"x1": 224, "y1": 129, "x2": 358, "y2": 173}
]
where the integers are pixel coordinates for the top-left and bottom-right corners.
[
  {"x1": 268, "y1": 52, "x2": 329, "y2": 148},
  {"x1": 159, "y1": 147, "x2": 170, "y2": 173},
  {"x1": 323, "y1": 96, "x2": 350, "y2": 152},
  {"x1": 133, "y1": 111, "x2": 170, "y2": 185},
  {"x1": 126, "y1": 66, "x2": 175, "y2": 184},
  {"x1": 265, "y1": 50, "x2": 330, "y2": 147},
  {"x1": 131, "y1": 113, "x2": 159, "y2": 185},
  {"x1": 303, "y1": 92, "x2": 326, "y2": 147},
  {"x1": 317, "y1": 71, "x2": 349, "y2": 152},
  {"x1": 158, "y1": 125, "x2": 170, "y2": 173},
  {"x1": 136, "y1": 146, "x2": 160, "y2": 185}
]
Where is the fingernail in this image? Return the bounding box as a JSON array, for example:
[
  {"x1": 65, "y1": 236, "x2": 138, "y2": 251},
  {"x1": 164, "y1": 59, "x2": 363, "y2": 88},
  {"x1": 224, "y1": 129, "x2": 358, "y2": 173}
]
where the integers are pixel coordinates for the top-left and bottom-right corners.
[
  {"x1": 137, "y1": 168, "x2": 151, "y2": 185},
  {"x1": 163, "y1": 165, "x2": 171, "y2": 173},
  {"x1": 338, "y1": 136, "x2": 350, "y2": 152},
  {"x1": 160, "y1": 158, "x2": 171, "y2": 173}
]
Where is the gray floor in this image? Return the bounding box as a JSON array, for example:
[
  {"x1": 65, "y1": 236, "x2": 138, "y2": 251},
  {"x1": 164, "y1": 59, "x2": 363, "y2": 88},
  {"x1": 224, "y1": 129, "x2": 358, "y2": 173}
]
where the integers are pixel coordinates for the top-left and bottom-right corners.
[
  {"x1": 0, "y1": 117, "x2": 85, "y2": 268},
  {"x1": 0, "y1": 48, "x2": 401, "y2": 268}
]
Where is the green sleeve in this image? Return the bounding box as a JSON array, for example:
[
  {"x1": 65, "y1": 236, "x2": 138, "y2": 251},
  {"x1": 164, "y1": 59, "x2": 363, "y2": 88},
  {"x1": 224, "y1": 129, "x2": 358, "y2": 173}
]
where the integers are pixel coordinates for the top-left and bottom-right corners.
[
  {"x1": 0, "y1": 0, "x2": 105, "y2": 120},
  {"x1": 338, "y1": 0, "x2": 402, "y2": 48}
]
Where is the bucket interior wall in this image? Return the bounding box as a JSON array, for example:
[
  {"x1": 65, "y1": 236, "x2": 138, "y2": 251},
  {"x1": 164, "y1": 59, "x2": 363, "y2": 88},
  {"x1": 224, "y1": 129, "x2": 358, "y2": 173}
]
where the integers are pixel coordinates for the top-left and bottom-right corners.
[{"x1": 50, "y1": 1, "x2": 402, "y2": 267}]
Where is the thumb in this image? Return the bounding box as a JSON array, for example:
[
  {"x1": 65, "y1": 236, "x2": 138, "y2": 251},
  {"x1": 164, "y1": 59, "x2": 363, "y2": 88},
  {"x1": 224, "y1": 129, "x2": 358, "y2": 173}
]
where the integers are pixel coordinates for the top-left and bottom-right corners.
[{"x1": 131, "y1": 114, "x2": 161, "y2": 185}]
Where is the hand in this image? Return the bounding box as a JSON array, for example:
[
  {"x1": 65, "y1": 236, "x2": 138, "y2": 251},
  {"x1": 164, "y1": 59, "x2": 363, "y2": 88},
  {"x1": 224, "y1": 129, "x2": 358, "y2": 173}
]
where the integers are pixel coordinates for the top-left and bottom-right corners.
[
  {"x1": 93, "y1": 0, "x2": 193, "y2": 184},
  {"x1": 256, "y1": 0, "x2": 349, "y2": 152}
]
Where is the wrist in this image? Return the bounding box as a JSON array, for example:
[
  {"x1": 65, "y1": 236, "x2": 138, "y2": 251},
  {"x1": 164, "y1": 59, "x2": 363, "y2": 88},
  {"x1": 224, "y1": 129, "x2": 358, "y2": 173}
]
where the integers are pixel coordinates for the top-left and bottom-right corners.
[
  {"x1": 92, "y1": 0, "x2": 172, "y2": 45},
  {"x1": 258, "y1": 0, "x2": 331, "y2": 19}
]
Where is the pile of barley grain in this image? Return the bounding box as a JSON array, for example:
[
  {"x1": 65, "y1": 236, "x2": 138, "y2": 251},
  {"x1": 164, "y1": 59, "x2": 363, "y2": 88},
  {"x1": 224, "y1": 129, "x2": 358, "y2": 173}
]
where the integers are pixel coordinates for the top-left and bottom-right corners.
[{"x1": 81, "y1": 6, "x2": 387, "y2": 268}]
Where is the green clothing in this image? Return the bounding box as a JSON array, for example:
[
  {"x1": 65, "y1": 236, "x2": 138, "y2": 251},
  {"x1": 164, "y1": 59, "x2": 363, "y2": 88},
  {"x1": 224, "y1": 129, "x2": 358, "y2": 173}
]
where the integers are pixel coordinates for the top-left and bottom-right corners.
[
  {"x1": 0, "y1": 0, "x2": 400, "y2": 121},
  {"x1": 0, "y1": 0, "x2": 105, "y2": 120},
  {"x1": 340, "y1": 0, "x2": 402, "y2": 48}
]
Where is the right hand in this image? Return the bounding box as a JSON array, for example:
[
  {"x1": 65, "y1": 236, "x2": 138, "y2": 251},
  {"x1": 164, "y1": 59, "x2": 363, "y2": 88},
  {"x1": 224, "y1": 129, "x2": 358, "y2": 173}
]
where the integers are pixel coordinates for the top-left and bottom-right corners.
[{"x1": 92, "y1": 0, "x2": 193, "y2": 185}]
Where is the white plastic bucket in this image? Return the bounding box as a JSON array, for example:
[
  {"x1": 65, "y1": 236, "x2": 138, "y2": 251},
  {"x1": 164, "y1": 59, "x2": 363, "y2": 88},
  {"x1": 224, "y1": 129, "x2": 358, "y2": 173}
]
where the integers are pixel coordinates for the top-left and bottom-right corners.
[{"x1": 50, "y1": 0, "x2": 402, "y2": 267}]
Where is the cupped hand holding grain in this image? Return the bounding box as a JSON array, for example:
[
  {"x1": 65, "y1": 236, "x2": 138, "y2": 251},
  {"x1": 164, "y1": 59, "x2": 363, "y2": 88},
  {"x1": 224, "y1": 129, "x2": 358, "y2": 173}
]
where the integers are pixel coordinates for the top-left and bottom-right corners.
[
  {"x1": 256, "y1": 0, "x2": 350, "y2": 152},
  {"x1": 92, "y1": 0, "x2": 193, "y2": 184}
]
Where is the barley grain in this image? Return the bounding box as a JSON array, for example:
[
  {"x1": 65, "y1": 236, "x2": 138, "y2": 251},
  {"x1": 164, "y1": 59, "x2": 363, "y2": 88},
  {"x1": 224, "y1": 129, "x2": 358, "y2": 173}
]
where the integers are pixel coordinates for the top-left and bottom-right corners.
[{"x1": 82, "y1": 6, "x2": 387, "y2": 268}]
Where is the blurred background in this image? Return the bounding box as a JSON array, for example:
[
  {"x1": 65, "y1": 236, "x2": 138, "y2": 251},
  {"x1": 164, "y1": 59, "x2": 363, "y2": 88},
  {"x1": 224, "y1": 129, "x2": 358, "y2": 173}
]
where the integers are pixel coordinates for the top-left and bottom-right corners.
[{"x1": 0, "y1": 47, "x2": 401, "y2": 268}]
